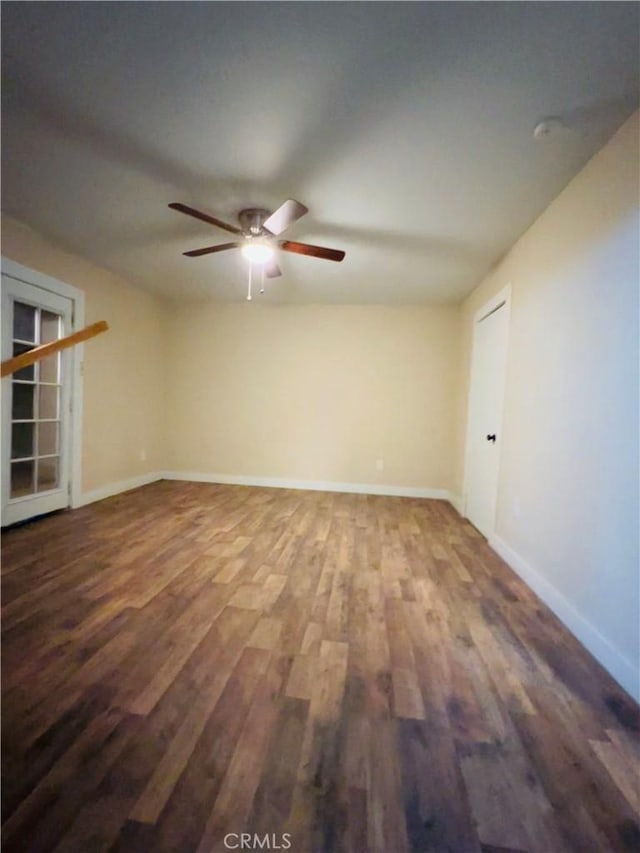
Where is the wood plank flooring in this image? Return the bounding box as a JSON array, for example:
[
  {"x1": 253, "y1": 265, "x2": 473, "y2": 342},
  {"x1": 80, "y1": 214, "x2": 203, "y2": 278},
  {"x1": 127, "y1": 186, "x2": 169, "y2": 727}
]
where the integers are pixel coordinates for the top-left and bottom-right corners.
[{"x1": 2, "y1": 481, "x2": 639, "y2": 852}]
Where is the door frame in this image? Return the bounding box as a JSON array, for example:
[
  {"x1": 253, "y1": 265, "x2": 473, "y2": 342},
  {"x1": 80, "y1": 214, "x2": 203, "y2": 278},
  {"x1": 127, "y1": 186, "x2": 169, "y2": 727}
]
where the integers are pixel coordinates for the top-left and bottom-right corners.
[
  {"x1": 462, "y1": 282, "x2": 511, "y2": 535},
  {"x1": 1, "y1": 257, "x2": 85, "y2": 512}
]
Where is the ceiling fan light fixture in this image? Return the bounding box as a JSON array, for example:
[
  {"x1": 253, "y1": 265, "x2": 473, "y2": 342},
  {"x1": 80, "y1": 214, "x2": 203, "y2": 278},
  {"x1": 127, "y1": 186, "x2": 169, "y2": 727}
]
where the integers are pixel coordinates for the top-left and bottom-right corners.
[
  {"x1": 241, "y1": 240, "x2": 274, "y2": 264},
  {"x1": 169, "y1": 199, "x2": 345, "y2": 275}
]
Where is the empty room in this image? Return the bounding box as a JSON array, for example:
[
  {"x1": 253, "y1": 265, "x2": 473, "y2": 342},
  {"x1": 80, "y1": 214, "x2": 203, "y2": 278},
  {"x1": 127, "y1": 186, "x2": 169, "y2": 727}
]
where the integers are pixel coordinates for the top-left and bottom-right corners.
[{"x1": 1, "y1": 2, "x2": 639, "y2": 852}]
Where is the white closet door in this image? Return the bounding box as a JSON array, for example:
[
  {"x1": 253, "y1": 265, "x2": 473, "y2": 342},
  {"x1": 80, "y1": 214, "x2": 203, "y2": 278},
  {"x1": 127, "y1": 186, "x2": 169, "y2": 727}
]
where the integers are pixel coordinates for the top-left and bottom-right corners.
[{"x1": 464, "y1": 301, "x2": 509, "y2": 538}]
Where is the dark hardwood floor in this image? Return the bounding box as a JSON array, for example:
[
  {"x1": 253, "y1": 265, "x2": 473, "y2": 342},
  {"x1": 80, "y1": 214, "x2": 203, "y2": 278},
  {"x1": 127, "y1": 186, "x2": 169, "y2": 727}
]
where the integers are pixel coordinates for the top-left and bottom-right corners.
[{"x1": 1, "y1": 481, "x2": 639, "y2": 852}]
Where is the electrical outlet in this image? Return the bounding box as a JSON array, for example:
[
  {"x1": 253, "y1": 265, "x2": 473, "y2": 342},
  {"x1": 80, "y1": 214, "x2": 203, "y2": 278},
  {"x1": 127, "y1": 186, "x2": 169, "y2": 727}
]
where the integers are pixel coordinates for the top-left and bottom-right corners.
[{"x1": 376, "y1": 458, "x2": 384, "y2": 471}]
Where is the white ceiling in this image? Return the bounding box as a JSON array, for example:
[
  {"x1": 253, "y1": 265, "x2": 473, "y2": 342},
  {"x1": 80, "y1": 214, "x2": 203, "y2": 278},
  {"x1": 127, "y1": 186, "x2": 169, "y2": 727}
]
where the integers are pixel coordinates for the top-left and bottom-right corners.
[{"x1": 2, "y1": 2, "x2": 638, "y2": 304}]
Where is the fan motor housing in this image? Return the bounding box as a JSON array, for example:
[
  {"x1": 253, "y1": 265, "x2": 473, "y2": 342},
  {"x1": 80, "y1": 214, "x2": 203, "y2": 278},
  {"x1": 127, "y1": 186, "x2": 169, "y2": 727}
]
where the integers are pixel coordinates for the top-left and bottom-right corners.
[{"x1": 238, "y1": 208, "x2": 271, "y2": 235}]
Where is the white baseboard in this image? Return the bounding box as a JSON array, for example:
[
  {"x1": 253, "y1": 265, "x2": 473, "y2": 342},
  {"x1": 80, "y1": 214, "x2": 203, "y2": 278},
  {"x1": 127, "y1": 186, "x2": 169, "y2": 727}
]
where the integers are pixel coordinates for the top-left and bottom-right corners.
[
  {"x1": 489, "y1": 533, "x2": 639, "y2": 702},
  {"x1": 448, "y1": 493, "x2": 464, "y2": 515},
  {"x1": 74, "y1": 472, "x2": 163, "y2": 508},
  {"x1": 160, "y1": 470, "x2": 449, "y2": 500}
]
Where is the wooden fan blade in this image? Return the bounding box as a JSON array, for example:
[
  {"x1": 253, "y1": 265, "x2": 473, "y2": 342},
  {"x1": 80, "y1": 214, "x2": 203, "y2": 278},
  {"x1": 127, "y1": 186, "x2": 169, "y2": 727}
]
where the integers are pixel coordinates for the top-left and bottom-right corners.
[
  {"x1": 183, "y1": 242, "x2": 239, "y2": 257},
  {"x1": 280, "y1": 240, "x2": 345, "y2": 262},
  {"x1": 263, "y1": 199, "x2": 308, "y2": 235},
  {"x1": 265, "y1": 260, "x2": 282, "y2": 278},
  {"x1": 169, "y1": 202, "x2": 241, "y2": 235}
]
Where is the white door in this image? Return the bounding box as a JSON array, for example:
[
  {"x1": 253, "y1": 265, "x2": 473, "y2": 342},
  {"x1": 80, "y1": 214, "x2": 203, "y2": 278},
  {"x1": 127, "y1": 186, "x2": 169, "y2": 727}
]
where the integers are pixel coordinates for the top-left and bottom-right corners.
[
  {"x1": 1, "y1": 276, "x2": 73, "y2": 525},
  {"x1": 464, "y1": 298, "x2": 509, "y2": 538}
]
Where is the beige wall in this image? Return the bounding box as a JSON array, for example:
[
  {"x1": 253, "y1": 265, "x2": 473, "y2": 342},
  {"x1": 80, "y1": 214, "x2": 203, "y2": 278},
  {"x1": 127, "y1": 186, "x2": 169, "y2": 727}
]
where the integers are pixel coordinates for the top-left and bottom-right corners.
[
  {"x1": 1, "y1": 215, "x2": 167, "y2": 493},
  {"x1": 455, "y1": 112, "x2": 639, "y2": 695},
  {"x1": 164, "y1": 303, "x2": 459, "y2": 490},
  {"x1": 2, "y1": 218, "x2": 460, "y2": 496}
]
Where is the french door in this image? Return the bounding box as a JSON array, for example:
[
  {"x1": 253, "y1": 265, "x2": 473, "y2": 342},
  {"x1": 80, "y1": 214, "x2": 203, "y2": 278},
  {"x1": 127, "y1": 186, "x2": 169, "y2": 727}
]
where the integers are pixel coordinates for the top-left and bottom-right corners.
[{"x1": 1, "y1": 275, "x2": 73, "y2": 525}]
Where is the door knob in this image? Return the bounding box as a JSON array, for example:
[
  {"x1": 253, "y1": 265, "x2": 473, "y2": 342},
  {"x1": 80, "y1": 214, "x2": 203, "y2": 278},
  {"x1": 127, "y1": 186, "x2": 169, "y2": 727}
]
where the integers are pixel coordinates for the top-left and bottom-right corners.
[{"x1": 486, "y1": 434, "x2": 496, "y2": 442}]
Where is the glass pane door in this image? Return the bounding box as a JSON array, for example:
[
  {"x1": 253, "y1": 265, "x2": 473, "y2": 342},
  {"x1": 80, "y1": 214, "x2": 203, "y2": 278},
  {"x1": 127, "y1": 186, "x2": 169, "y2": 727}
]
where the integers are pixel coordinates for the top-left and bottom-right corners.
[
  {"x1": 2, "y1": 272, "x2": 74, "y2": 527},
  {"x1": 10, "y1": 303, "x2": 63, "y2": 498}
]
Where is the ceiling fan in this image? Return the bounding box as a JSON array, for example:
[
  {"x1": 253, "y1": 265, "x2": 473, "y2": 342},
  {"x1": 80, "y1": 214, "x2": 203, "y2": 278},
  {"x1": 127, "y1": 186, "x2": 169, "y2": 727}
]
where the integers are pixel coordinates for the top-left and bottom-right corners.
[{"x1": 169, "y1": 199, "x2": 345, "y2": 279}]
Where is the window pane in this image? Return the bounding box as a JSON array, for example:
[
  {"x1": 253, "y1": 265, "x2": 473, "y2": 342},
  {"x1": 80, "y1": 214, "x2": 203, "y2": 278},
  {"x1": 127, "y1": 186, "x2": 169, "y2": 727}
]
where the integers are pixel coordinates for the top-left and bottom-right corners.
[
  {"x1": 11, "y1": 423, "x2": 34, "y2": 459},
  {"x1": 37, "y1": 421, "x2": 59, "y2": 456},
  {"x1": 13, "y1": 302, "x2": 36, "y2": 343},
  {"x1": 37, "y1": 457, "x2": 59, "y2": 492},
  {"x1": 12, "y1": 383, "x2": 35, "y2": 420},
  {"x1": 41, "y1": 311, "x2": 61, "y2": 345},
  {"x1": 11, "y1": 460, "x2": 34, "y2": 497},
  {"x1": 12, "y1": 342, "x2": 35, "y2": 382},
  {"x1": 40, "y1": 353, "x2": 60, "y2": 384},
  {"x1": 38, "y1": 385, "x2": 59, "y2": 419}
]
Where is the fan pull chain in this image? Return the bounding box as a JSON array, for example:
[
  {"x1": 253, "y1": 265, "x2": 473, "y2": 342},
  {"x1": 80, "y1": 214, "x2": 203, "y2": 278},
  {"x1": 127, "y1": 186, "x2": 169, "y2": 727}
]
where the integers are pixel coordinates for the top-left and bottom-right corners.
[
  {"x1": 246, "y1": 263, "x2": 253, "y2": 301},
  {"x1": 260, "y1": 267, "x2": 265, "y2": 294}
]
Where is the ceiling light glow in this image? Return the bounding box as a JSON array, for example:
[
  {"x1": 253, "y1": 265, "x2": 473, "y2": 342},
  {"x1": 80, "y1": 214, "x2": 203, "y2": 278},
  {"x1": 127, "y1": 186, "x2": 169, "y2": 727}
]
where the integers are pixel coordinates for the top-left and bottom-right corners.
[{"x1": 241, "y1": 241, "x2": 274, "y2": 264}]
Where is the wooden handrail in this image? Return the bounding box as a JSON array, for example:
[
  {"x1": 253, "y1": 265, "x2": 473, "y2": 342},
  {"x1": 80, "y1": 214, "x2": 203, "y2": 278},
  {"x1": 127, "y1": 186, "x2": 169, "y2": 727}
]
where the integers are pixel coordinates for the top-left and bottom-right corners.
[{"x1": 0, "y1": 320, "x2": 109, "y2": 378}]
